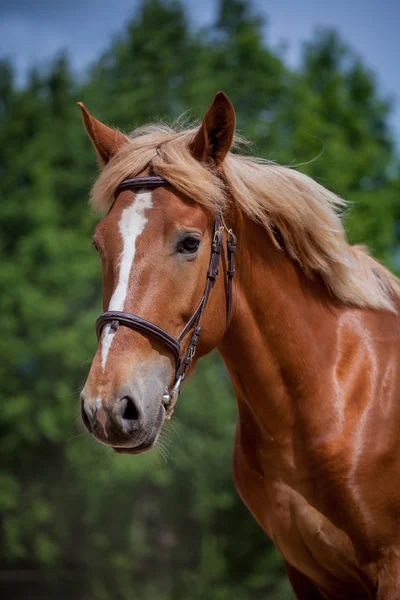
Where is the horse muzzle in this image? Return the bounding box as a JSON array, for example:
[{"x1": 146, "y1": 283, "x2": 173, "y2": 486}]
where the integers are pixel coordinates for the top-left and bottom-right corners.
[{"x1": 80, "y1": 392, "x2": 165, "y2": 453}]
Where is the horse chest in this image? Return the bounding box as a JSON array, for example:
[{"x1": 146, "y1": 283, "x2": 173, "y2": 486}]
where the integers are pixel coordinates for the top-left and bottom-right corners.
[{"x1": 232, "y1": 442, "x2": 371, "y2": 595}]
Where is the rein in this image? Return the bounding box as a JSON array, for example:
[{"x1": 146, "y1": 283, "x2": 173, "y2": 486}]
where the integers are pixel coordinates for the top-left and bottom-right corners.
[{"x1": 95, "y1": 176, "x2": 237, "y2": 415}]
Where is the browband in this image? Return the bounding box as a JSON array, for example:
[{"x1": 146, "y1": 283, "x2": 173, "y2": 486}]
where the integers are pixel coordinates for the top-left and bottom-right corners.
[{"x1": 115, "y1": 176, "x2": 171, "y2": 197}]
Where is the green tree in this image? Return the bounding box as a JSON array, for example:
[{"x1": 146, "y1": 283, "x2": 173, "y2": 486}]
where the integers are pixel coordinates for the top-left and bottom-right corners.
[{"x1": 272, "y1": 29, "x2": 398, "y2": 264}]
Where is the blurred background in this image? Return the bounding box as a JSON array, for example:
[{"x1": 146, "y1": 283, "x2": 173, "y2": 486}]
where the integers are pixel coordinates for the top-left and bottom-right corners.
[{"x1": 0, "y1": 1, "x2": 399, "y2": 598}]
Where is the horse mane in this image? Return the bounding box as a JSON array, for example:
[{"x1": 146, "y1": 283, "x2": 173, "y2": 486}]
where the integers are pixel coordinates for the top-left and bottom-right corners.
[{"x1": 91, "y1": 121, "x2": 400, "y2": 312}]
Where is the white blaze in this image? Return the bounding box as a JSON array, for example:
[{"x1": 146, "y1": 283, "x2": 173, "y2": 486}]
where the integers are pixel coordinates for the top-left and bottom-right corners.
[{"x1": 101, "y1": 190, "x2": 153, "y2": 369}]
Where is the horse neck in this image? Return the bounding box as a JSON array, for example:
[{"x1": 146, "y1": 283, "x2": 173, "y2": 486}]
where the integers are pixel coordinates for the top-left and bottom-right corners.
[{"x1": 217, "y1": 209, "x2": 341, "y2": 440}]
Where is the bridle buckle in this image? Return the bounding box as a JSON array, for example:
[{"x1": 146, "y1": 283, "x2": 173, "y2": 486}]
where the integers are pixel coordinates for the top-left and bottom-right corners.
[{"x1": 213, "y1": 225, "x2": 224, "y2": 243}]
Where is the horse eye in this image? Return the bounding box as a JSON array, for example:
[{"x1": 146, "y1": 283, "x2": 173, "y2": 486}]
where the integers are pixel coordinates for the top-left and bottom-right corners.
[
  {"x1": 91, "y1": 239, "x2": 99, "y2": 253},
  {"x1": 177, "y1": 236, "x2": 200, "y2": 254}
]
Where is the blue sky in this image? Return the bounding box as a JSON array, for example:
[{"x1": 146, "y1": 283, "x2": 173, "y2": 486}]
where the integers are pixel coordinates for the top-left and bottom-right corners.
[{"x1": 1, "y1": 0, "x2": 399, "y2": 143}]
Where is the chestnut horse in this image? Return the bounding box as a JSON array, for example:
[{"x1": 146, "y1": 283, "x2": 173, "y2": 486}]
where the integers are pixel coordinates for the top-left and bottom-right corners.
[{"x1": 79, "y1": 92, "x2": 400, "y2": 599}]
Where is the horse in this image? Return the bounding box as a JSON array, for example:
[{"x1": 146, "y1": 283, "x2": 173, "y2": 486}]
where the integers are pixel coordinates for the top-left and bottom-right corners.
[{"x1": 78, "y1": 92, "x2": 400, "y2": 599}]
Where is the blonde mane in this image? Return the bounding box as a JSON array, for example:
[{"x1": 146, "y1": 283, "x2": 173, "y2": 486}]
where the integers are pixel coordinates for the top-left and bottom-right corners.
[{"x1": 91, "y1": 122, "x2": 400, "y2": 312}]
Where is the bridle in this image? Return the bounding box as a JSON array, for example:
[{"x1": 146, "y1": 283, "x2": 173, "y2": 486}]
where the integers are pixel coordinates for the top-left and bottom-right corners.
[{"x1": 95, "y1": 175, "x2": 237, "y2": 415}]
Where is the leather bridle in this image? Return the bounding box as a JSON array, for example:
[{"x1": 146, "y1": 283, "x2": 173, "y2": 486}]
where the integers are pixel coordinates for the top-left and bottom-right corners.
[{"x1": 95, "y1": 176, "x2": 236, "y2": 415}]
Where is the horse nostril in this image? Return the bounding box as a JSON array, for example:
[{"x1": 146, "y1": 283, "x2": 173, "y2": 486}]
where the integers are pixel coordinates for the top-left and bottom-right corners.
[
  {"x1": 80, "y1": 394, "x2": 93, "y2": 433},
  {"x1": 121, "y1": 396, "x2": 140, "y2": 422}
]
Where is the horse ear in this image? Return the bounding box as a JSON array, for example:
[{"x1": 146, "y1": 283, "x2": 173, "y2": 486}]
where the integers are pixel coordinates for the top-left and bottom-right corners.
[
  {"x1": 190, "y1": 92, "x2": 236, "y2": 165},
  {"x1": 77, "y1": 102, "x2": 128, "y2": 166}
]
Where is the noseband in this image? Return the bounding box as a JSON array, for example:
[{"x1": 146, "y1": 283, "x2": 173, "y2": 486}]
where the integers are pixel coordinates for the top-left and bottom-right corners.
[{"x1": 95, "y1": 176, "x2": 236, "y2": 415}]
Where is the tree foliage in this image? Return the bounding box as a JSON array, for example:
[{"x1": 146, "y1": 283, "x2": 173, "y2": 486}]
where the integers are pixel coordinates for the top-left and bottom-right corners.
[{"x1": 0, "y1": 1, "x2": 398, "y2": 598}]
